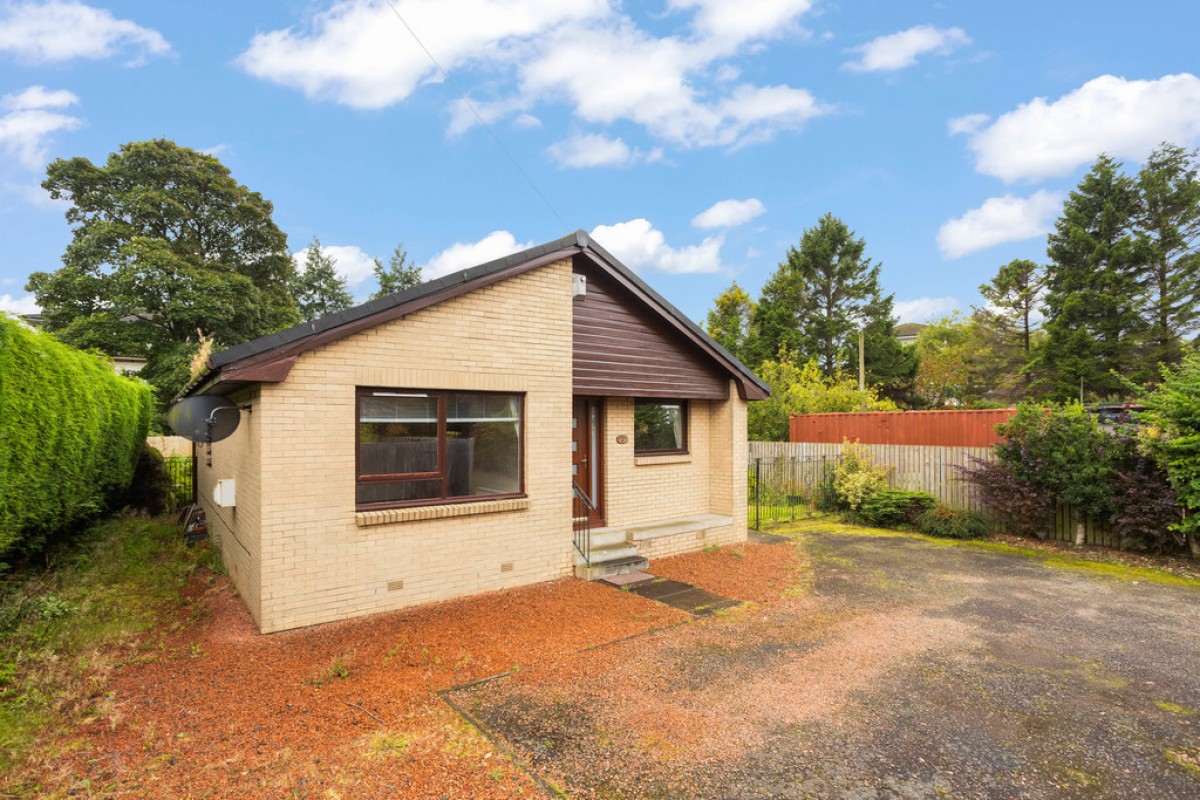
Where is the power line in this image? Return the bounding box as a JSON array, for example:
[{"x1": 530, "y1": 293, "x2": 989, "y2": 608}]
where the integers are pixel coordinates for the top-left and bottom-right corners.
[{"x1": 380, "y1": 0, "x2": 570, "y2": 232}]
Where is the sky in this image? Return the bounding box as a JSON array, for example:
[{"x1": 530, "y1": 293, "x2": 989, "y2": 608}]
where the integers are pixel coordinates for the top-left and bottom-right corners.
[{"x1": 2, "y1": 0, "x2": 1200, "y2": 328}]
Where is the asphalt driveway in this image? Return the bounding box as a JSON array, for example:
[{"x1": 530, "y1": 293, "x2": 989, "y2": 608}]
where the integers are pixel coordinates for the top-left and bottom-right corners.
[{"x1": 451, "y1": 529, "x2": 1200, "y2": 799}]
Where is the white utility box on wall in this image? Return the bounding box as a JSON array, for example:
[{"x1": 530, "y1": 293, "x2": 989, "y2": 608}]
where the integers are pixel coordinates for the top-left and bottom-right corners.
[{"x1": 213, "y1": 479, "x2": 237, "y2": 508}]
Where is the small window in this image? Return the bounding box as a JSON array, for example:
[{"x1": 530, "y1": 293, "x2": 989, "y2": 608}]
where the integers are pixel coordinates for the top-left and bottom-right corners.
[
  {"x1": 357, "y1": 388, "x2": 523, "y2": 508},
  {"x1": 634, "y1": 399, "x2": 687, "y2": 454}
]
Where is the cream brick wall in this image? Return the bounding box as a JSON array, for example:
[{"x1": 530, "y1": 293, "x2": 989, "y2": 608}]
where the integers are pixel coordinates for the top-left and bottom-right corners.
[
  {"x1": 600, "y1": 381, "x2": 748, "y2": 554},
  {"x1": 254, "y1": 259, "x2": 575, "y2": 632},
  {"x1": 196, "y1": 385, "x2": 263, "y2": 628},
  {"x1": 602, "y1": 396, "x2": 712, "y2": 528}
]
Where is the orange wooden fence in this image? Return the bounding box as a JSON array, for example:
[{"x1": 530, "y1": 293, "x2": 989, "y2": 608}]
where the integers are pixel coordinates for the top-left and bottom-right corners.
[{"x1": 789, "y1": 409, "x2": 1016, "y2": 448}]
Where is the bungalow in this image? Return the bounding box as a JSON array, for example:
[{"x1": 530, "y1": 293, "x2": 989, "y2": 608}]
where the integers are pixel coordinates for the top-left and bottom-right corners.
[{"x1": 182, "y1": 231, "x2": 768, "y2": 633}]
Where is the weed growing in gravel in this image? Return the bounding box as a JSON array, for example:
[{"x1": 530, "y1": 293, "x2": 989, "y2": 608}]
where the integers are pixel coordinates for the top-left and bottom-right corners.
[
  {"x1": 366, "y1": 731, "x2": 411, "y2": 757},
  {"x1": 1155, "y1": 700, "x2": 1196, "y2": 715},
  {"x1": 1165, "y1": 747, "x2": 1200, "y2": 775},
  {"x1": 308, "y1": 652, "x2": 355, "y2": 686}
]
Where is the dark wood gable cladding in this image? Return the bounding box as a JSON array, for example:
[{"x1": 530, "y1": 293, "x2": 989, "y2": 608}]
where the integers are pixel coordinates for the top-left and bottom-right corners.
[{"x1": 572, "y1": 261, "x2": 728, "y2": 399}]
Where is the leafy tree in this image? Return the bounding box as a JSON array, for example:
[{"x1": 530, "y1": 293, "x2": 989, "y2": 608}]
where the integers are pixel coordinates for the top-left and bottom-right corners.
[
  {"x1": 1139, "y1": 350, "x2": 1200, "y2": 557},
  {"x1": 1135, "y1": 142, "x2": 1200, "y2": 369},
  {"x1": 751, "y1": 213, "x2": 917, "y2": 400},
  {"x1": 292, "y1": 235, "x2": 353, "y2": 322},
  {"x1": 26, "y1": 139, "x2": 299, "y2": 402},
  {"x1": 372, "y1": 243, "x2": 422, "y2": 298},
  {"x1": 913, "y1": 314, "x2": 981, "y2": 407},
  {"x1": 703, "y1": 282, "x2": 754, "y2": 362},
  {"x1": 1037, "y1": 155, "x2": 1144, "y2": 400},
  {"x1": 748, "y1": 348, "x2": 897, "y2": 440}
]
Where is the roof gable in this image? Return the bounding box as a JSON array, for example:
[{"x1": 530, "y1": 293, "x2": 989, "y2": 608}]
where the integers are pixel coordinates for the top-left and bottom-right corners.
[{"x1": 186, "y1": 231, "x2": 768, "y2": 400}]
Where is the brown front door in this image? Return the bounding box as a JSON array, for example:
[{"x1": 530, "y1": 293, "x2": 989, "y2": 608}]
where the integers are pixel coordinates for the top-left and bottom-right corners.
[{"x1": 571, "y1": 397, "x2": 604, "y2": 525}]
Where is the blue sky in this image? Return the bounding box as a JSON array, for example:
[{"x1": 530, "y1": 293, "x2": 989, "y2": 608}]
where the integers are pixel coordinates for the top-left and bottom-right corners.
[{"x1": 2, "y1": 0, "x2": 1200, "y2": 327}]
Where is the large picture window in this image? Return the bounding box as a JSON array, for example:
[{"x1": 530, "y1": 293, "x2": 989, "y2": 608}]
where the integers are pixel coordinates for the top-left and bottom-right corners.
[
  {"x1": 357, "y1": 389, "x2": 523, "y2": 508},
  {"x1": 633, "y1": 399, "x2": 687, "y2": 455}
]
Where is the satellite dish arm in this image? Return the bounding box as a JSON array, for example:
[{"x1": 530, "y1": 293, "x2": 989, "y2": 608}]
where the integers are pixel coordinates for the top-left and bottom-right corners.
[{"x1": 204, "y1": 404, "x2": 251, "y2": 428}]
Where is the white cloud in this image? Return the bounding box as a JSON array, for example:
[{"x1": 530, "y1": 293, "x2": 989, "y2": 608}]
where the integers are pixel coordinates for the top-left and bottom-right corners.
[
  {"x1": 692, "y1": 197, "x2": 765, "y2": 228},
  {"x1": 0, "y1": 85, "x2": 82, "y2": 169},
  {"x1": 292, "y1": 243, "x2": 378, "y2": 287},
  {"x1": 546, "y1": 132, "x2": 664, "y2": 168},
  {"x1": 843, "y1": 25, "x2": 969, "y2": 73},
  {"x1": 591, "y1": 219, "x2": 723, "y2": 274},
  {"x1": 0, "y1": 293, "x2": 40, "y2": 315},
  {"x1": 947, "y1": 112, "x2": 988, "y2": 136},
  {"x1": 547, "y1": 132, "x2": 632, "y2": 167},
  {"x1": 239, "y1": 0, "x2": 827, "y2": 152},
  {"x1": 238, "y1": 0, "x2": 607, "y2": 110},
  {"x1": 670, "y1": 0, "x2": 814, "y2": 50},
  {"x1": 937, "y1": 190, "x2": 1062, "y2": 259},
  {"x1": 0, "y1": 0, "x2": 169, "y2": 64},
  {"x1": 894, "y1": 296, "x2": 959, "y2": 323},
  {"x1": 957, "y1": 73, "x2": 1200, "y2": 182},
  {"x1": 2, "y1": 85, "x2": 77, "y2": 111},
  {"x1": 420, "y1": 230, "x2": 534, "y2": 279}
]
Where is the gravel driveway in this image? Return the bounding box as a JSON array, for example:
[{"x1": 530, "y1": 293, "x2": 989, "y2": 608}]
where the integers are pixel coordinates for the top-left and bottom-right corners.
[{"x1": 453, "y1": 529, "x2": 1200, "y2": 799}]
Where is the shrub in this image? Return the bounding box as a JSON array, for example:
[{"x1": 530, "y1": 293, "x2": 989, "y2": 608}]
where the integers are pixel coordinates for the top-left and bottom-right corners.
[
  {"x1": 1139, "y1": 350, "x2": 1200, "y2": 557},
  {"x1": 833, "y1": 440, "x2": 889, "y2": 510},
  {"x1": 957, "y1": 456, "x2": 1053, "y2": 539},
  {"x1": 859, "y1": 489, "x2": 936, "y2": 528},
  {"x1": 916, "y1": 506, "x2": 991, "y2": 539},
  {"x1": 995, "y1": 402, "x2": 1119, "y2": 527},
  {"x1": 0, "y1": 316, "x2": 152, "y2": 557},
  {"x1": 1110, "y1": 442, "x2": 1182, "y2": 552}
]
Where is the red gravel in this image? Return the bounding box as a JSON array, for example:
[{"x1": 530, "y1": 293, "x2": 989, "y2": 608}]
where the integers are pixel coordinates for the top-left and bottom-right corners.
[
  {"x1": 39, "y1": 573, "x2": 687, "y2": 798},
  {"x1": 650, "y1": 539, "x2": 806, "y2": 603}
]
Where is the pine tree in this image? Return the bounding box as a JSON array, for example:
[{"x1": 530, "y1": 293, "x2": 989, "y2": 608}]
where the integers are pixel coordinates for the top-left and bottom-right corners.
[
  {"x1": 750, "y1": 214, "x2": 913, "y2": 399},
  {"x1": 1136, "y1": 142, "x2": 1200, "y2": 369},
  {"x1": 703, "y1": 282, "x2": 754, "y2": 363},
  {"x1": 292, "y1": 235, "x2": 353, "y2": 322},
  {"x1": 979, "y1": 259, "x2": 1042, "y2": 356},
  {"x1": 372, "y1": 243, "x2": 422, "y2": 298},
  {"x1": 1038, "y1": 155, "x2": 1144, "y2": 400}
]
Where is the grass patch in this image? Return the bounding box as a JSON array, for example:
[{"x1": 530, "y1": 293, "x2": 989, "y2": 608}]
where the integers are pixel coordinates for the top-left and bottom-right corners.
[
  {"x1": 0, "y1": 512, "x2": 220, "y2": 784},
  {"x1": 773, "y1": 515, "x2": 1200, "y2": 589}
]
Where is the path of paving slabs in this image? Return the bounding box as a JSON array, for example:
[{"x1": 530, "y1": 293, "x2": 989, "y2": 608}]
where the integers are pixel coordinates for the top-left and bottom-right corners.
[{"x1": 448, "y1": 530, "x2": 1200, "y2": 799}]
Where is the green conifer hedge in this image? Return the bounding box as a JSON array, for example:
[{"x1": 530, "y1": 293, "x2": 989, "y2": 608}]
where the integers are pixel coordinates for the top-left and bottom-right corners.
[{"x1": 0, "y1": 316, "x2": 152, "y2": 556}]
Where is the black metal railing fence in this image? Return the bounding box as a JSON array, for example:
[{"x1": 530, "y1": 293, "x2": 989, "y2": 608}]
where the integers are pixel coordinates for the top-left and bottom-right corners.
[
  {"x1": 164, "y1": 456, "x2": 195, "y2": 510},
  {"x1": 749, "y1": 455, "x2": 838, "y2": 530},
  {"x1": 572, "y1": 481, "x2": 593, "y2": 564}
]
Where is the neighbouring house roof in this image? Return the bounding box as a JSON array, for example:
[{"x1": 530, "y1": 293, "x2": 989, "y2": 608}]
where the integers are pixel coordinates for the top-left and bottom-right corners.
[
  {"x1": 183, "y1": 230, "x2": 769, "y2": 400},
  {"x1": 894, "y1": 322, "x2": 926, "y2": 338}
]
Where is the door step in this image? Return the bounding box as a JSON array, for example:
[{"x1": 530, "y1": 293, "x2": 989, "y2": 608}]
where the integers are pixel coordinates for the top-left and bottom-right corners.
[{"x1": 574, "y1": 554, "x2": 650, "y2": 581}]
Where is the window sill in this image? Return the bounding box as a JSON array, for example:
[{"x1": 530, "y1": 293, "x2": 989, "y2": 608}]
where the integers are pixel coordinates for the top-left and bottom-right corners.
[
  {"x1": 635, "y1": 453, "x2": 692, "y2": 466},
  {"x1": 355, "y1": 497, "x2": 530, "y2": 528}
]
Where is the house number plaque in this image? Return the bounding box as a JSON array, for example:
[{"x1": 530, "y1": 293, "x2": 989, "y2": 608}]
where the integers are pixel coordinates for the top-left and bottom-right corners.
[{"x1": 615, "y1": 434, "x2": 629, "y2": 444}]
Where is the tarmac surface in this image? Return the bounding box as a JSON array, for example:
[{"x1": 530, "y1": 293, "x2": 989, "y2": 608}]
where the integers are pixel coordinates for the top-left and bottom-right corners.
[{"x1": 453, "y1": 529, "x2": 1200, "y2": 799}]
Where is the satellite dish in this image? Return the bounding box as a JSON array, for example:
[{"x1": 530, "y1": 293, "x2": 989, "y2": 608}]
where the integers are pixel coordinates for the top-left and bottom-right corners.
[{"x1": 168, "y1": 396, "x2": 242, "y2": 443}]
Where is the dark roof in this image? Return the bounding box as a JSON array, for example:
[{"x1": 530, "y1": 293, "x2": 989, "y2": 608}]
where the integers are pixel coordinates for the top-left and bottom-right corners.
[{"x1": 189, "y1": 230, "x2": 768, "y2": 398}]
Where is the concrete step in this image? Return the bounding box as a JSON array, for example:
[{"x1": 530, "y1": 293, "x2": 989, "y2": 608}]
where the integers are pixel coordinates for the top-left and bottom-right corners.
[
  {"x1": 626, "y1": 513, "x2": 733, "y2": 542},
  {"x1": 586, "y1": 527, "x2": 631, "y2": 549},
  {"x1": 573, "y1": 542, "x2": 638, "y2": 565},
  {"x1": 575, "y1": 555, "x2": 650, "y2": 581}
]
